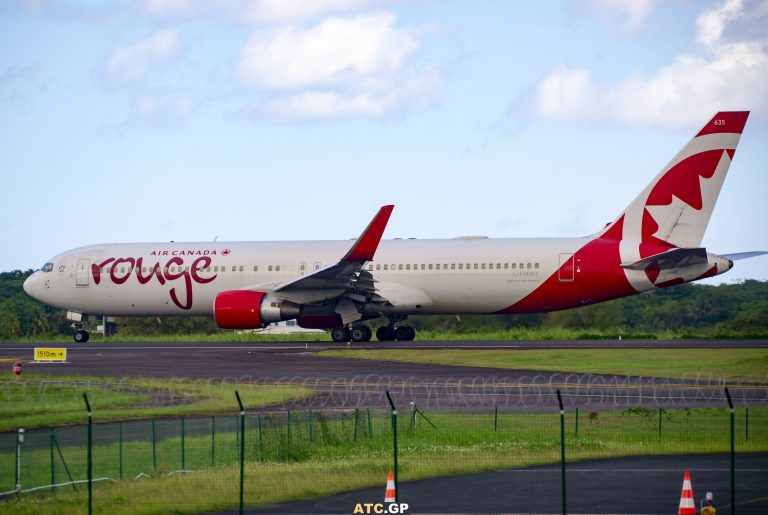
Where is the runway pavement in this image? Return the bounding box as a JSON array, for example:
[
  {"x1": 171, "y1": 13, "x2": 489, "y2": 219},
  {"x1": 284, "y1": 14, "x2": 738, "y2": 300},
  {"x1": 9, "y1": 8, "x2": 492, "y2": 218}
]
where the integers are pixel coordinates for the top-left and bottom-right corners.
[
  {"x1": 1, "y1": 340, "x2": 766, "y2": 412},
  {"x1": 244, "y1": 453, "x2": 768, "y2": 514}
]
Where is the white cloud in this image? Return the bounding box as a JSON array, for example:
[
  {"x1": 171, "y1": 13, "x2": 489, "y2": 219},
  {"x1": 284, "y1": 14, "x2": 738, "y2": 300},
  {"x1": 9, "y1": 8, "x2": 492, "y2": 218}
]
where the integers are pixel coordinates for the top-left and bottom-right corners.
[
  {"x1": 236, "y1": 12, "x2": 439, "y2": 120},
  {"x1": 695, "y1": 0, "x2": 743, "y2": 46},
  {"x1": 105, "y1": 28, "x2": 180, "y2": 82},
  {"x1": 144, "y1": 0, "x2": 386, "y2": 24},
  {"x1": 235, "y1": 12, "x2": 419, "y2": 89},
  {"x1": 256, "y1": 65, "x2": 440, "y2": 120},
  {"x1": 578, "y1": 0, "x2": 661, "y2": 31},
  {"x1": 535, "y1": 0, "x2": 768, "y2": 129}
]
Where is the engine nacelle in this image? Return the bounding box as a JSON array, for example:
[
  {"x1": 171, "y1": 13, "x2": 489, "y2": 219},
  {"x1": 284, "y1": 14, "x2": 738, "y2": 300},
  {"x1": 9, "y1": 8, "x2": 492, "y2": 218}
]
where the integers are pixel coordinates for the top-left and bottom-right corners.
[{"x1": 214, "y1": 290, "x2": 300, "y2": 329}]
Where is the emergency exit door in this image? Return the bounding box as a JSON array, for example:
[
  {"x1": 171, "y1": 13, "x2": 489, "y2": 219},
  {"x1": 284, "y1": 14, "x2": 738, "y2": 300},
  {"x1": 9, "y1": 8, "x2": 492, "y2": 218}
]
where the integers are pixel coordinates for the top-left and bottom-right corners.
[{"x1": 76, "y1": 258, "x2": 90, "y2": 286}]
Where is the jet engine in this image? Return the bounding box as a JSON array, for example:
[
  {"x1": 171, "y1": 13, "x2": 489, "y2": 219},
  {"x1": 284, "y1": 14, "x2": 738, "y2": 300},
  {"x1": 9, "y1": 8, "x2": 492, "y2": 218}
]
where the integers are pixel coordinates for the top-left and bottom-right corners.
[{"x1": 214, "y1": 290, "x2": 300, "y2": 329}]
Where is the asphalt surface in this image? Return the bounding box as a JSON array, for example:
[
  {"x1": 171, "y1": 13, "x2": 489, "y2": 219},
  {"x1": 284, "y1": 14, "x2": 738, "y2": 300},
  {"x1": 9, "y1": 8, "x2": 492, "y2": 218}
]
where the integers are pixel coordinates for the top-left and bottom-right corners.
[
  {"x1": 2, "y1": 340, "x2": 766, "y2": 412},
  {"x1": 244, "y1": 453, "x2": 768, "y2": 514}
]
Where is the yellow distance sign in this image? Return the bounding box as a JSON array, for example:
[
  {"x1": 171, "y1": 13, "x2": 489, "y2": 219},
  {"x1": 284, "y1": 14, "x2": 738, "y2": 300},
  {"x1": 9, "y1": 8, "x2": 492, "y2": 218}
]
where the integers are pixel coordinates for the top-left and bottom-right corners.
[{"x1": 34, "y1": 348, "x2": 67, "y2": 362}]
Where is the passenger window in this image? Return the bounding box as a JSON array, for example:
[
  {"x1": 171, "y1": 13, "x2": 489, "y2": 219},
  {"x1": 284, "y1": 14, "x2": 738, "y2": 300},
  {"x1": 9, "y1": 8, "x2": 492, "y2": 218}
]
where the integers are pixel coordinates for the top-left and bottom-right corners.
[
  {"x1": 535, "y1": 263, "x2": 540, "y2": 269},
  {"x1": 458, "y1": 263, "x2": 463, "y2": 270},
  {"x1": 253, "y1": 266, "x2": 258, "y2": 272},
  {"x1": 481, "y1": 263, "x2": 486, "y2": 270},
  {"x1": 406, "y1": 264, "x2": 411, "y2": 270},
  {"x1": 497, "y1": 263, "x2": 501, "y2": 269},
  {"x1": 421, "y1": 264, "x2": 425, "y2": 270},
  {"x1": 398, "y1": 264, "x2": 403, "y2": 270},
  {"x1": 220, "y1": 266, "x2": 225, "y2": 272},
  {"x1": 376, "y1": 264, "x2": 381, "y2": 270},
  {"x1": 511, "y1": 263, "x2": 516, "y2": 269},
  {"x1": 428, "y1": 264, "x2": 433, "y2": 270},
  {"x1": 527, "y1": 263, "x2": 532, "y2": 269},
  {"x1": 206, "y1": 267, "x2": 211, "y2": 272},
  {"x1": 214, "y1": 266, "x2": 219, "y2": 272},
  {"x1": 473, "y1": 263, "x2": 478, "y2": 269},
  {"x1": 444, "y1": 264, "x2": 448, "y2": 269},
  {"x1": 383, "y1": 264, "x2": 388, "y2": 270},
  {"x1": 276, "y1": 265, "x2": 280, "y2": 271},
  {"x1": 268, "y1": 265, "x2": 273, "y2": 272},
  {"x1": 451, "y1": 264, "x2": 456, "y2": 270},
  {"x1": 185, "y1": 267, "x2": 189, "y2": 272},
  {"x1": 436, "y1": 264, "x2": 441, "y2": 270},
  {"x1": 519, "y1": 263, "x2": 524, "y2": 269},
  {"x1": 504, "y1": 263, "x2": 509, "y2": 269},
  {"x1": 239, "y1": 266, "x2": 243, "y2": 272}
]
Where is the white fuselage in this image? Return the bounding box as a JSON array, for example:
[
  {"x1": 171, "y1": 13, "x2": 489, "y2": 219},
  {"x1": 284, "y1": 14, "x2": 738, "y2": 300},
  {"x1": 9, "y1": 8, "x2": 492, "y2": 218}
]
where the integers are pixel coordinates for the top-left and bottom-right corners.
[{"x1": 25, "y1": 237, "x2": 590, "y2": 317}]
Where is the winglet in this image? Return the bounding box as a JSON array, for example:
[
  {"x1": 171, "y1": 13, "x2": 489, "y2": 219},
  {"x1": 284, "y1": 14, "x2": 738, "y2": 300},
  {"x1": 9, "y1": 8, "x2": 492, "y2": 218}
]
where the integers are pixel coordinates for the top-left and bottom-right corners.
[{"x1": 342, "y1": 205, "x2": 394, "y2": 262}]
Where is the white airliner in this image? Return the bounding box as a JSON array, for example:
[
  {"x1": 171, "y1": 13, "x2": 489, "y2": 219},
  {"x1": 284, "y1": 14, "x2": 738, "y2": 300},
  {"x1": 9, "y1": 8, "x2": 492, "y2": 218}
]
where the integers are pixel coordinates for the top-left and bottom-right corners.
[{"x1": 24, "y1": 112, "x2": 765, "y2": 343}]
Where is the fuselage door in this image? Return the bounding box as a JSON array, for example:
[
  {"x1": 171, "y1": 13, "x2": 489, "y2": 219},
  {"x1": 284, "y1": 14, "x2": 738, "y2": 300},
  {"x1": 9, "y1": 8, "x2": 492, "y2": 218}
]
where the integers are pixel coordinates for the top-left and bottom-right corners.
[
  {"x1": 558, "y1": 253, "x2": 575, "y2": 282},
  {"x1": 76, "y1": 258, "x2": 90, "y2": 286}
]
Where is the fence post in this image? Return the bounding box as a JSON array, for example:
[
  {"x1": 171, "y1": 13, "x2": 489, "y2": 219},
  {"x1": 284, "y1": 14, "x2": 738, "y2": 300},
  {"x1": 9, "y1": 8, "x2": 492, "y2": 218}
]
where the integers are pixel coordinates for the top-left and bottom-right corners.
[
  {"x1": 725, "y1": 388, "x2": 735, "y2": 514},
  {"x1": 50, "y1": 429, "x2": 55, "y2": 493},
  {"x1": 181, "y1": 416, "x2": 186, "y2": 470},
  {"x1": 287, "y1": 410, "x2": 292, "y2": 448},
  {"x1": 658, "y1": 408, "x2": 662, "y2": 439},
  {"x1": 494, "y1": 406, "x2": 498, "y2": 432},
  {"x1": 151, "y1": 417, "x2": 157, "y2": 472},
  {"x1": 258, "y1": 414, "x2": 264, "y2": 461},
  {"x1": 385, "y1": 390, "x2": 398, "y2": 503},
  {"x1": 235, "y1": 391, "x2": 245, "y2": 515},
  {"x1": 83, "y1": 393, "x2": 93, "y2": 515},
  {"x1": 15, "y1": 428, "x2": 25, "y2": 497},
  {"x1": 556, "y1": 390, "x2": 566, "y2": 515},
  {"x1": 367, "y1": 408, "x2": 373, "y2": 437},
  {"x1": 211, "y1": 415, "x2": 216, "y2": 466},
  {"x1": 52, "y1": 431, "x2": 77, "y2": 492},
  {"x1": 575, "y1": 407, "x2": 579, "y2": 438},
  {"x1": 308, "y1": 410, "x2": 314, "y2": 443},
  {"x1": 354, "y1": 408, "x2": 360, "y2": 441},
  {"x1": 119, "y1": 421, "x2": 123, "y2": 480}
]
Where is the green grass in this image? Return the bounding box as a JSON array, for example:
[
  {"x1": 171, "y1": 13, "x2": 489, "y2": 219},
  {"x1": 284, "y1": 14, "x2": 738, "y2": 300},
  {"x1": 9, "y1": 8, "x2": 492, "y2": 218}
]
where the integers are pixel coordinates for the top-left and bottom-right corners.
[
  {"x1": 1, "y1": 407, "x2": 765, "y2": 514},
  {"x1": 319, "y1": 348, "x2": 768, "y2": 381},
  {"x1": 0, "y1": 374, "x2": 314, "y2": 432}
]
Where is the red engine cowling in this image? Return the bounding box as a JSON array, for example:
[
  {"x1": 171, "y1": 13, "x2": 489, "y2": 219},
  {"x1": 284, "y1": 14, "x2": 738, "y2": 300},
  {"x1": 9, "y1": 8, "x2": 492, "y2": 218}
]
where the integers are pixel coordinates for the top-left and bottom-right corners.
[{"x1": 214, "y1": 290, "x2": 300, "y2": 329}]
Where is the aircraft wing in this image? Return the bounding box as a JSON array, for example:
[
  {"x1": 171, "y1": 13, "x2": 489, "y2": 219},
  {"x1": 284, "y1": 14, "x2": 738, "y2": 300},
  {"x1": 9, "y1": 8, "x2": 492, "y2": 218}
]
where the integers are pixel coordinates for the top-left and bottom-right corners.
[
  {"x1": 273, "y1": 204, "x2": 393, "y2": 293},
  {"x1": 621, "y1": 247, "x2": 709, "y2": 271}
]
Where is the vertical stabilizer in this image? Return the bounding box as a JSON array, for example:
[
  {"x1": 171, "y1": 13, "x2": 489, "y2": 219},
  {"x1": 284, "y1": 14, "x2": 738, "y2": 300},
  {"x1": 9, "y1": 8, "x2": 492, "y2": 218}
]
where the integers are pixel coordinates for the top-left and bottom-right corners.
[{"x1": 599, "y1": 111, "x2": 749, "y2": 248}]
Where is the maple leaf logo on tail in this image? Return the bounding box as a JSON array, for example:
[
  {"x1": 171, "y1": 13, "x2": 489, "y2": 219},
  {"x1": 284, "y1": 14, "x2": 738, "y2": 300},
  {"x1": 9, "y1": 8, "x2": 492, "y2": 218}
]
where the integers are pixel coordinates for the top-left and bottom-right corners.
[{"x1": 596, "y1": 111, "x2": 749, "y2": 291}]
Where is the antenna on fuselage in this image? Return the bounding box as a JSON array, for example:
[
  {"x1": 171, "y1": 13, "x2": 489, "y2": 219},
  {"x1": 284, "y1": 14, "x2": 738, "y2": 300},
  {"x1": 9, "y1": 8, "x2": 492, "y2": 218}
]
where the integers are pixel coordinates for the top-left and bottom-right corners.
[{"x1": 213, "y1": 236, "x2": 218, "y2": 242}]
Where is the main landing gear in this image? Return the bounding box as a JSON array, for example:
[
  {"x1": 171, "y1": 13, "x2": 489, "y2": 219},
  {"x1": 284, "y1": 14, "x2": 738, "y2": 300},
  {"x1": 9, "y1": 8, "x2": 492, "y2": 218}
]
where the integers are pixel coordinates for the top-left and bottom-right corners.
[
  {"x1": 331, "y1": 326, "x2": 373, "y2": 343},
  {"x1": 375, "y1": 325, "x2": 415, "y2": 342}
]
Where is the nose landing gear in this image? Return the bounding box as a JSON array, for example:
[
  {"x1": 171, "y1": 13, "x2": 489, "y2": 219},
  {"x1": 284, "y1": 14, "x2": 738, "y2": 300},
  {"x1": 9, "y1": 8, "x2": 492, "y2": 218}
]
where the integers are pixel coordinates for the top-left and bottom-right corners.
[{"x1": 73, "y1": 329, "x2": 89, "y2": 343}]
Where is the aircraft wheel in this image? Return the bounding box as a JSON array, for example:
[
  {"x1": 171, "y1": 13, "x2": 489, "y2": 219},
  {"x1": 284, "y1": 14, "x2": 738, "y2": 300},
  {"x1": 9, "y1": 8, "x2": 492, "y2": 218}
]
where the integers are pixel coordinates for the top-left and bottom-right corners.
[
  {"x1": 331, "y1": 327, "x2": 350, "y2": 342},
  {"x1": 73, "y1": 330, "x2": 89, "y2": 343},
  {"x1": 376, "y1": 326, "x2": 395, "y2": 341},
  {"x1": 350, "y1": 326, "x2": 372, "y2": 342},
  {"x1": 395, "y1": 326, "x2": 415, "y2": 341}
]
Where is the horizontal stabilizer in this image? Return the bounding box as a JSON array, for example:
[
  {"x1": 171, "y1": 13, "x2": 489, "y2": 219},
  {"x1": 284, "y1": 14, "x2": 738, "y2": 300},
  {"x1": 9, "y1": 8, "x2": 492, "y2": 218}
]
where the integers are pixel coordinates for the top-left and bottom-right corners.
[
  {"x1": 721, "y1": 251, "x2": 768, "y2": 261},
  {"x1": 621, "y1": 248, "x2": 708, "y2": 271}
]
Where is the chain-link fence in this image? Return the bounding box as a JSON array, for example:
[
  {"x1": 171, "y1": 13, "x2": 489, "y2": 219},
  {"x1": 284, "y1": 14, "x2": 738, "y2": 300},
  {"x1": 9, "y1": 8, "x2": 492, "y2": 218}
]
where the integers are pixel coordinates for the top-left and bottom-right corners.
[{"x1": 1, "y1": 388, "x2": 766, "y2": 514}]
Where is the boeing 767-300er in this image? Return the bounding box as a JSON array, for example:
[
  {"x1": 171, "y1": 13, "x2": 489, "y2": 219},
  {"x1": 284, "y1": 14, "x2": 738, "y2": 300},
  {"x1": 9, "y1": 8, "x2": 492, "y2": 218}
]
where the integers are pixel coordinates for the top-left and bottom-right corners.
[{"x1": 24, "y1": 111, "x2": 766, "y2": 342}]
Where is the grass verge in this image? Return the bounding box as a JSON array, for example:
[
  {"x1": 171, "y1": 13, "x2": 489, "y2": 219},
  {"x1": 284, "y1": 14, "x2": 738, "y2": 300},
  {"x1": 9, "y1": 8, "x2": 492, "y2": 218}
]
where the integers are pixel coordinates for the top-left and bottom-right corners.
[
  {"x1": 319, "y1": 348, "x2": 768, "y2": 381},
  {"x1": 0, "y1": 373, "x2": 314, "y2": 432}
]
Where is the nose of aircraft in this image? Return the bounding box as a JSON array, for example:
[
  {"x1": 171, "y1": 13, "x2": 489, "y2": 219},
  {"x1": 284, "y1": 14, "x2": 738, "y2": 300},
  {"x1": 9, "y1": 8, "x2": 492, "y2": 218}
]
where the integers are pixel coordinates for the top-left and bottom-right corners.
[{"x1": 23, "y1": 273, "x2": 37, "y2": 298}]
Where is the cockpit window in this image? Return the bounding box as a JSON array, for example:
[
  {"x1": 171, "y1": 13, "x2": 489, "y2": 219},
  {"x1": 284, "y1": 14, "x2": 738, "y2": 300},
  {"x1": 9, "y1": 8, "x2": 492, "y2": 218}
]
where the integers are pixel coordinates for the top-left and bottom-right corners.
[{"x1": 40, "y1": 263, "x2": 53, "y2": 273}]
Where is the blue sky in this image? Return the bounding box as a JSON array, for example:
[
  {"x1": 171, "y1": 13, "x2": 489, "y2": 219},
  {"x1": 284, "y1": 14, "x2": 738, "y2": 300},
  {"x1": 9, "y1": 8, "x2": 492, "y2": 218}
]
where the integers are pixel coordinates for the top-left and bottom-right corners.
[{"x1": 1, "y1": 0, "x2": 766, "y2": 284}]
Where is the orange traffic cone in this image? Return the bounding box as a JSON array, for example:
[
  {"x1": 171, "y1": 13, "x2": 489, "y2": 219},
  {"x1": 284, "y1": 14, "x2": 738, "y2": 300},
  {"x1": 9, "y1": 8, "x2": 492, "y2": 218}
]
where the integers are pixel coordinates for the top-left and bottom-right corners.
[
  {"x1": 385, "y1": 471, "x2": 396, "y2": 503},
  {"x1": 678, "y1": 470, "x2": 695, "y2": 515}
]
